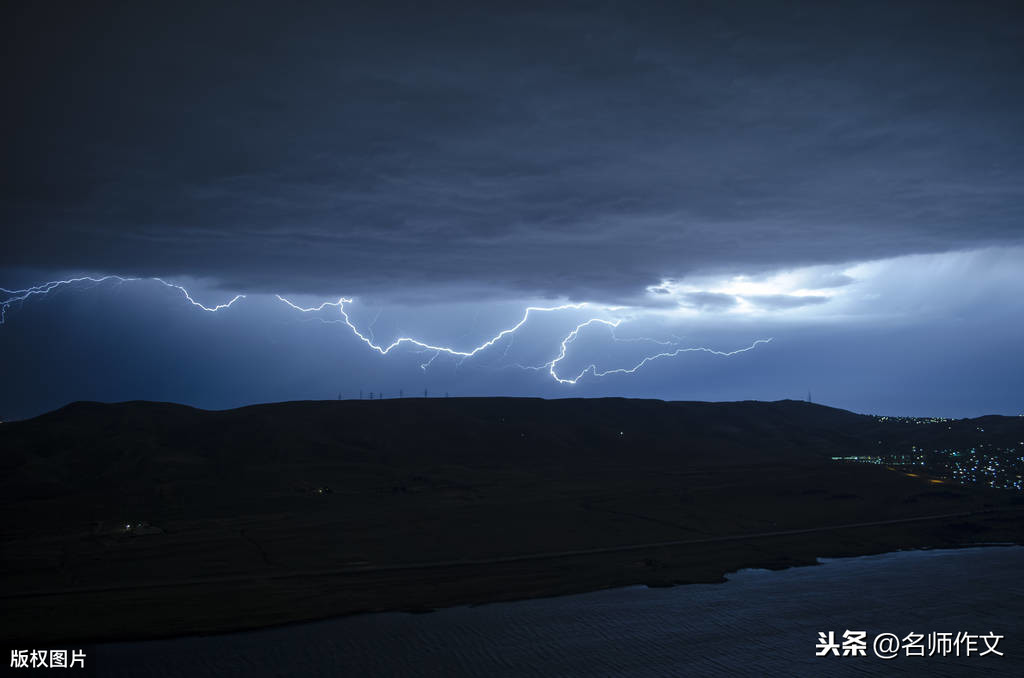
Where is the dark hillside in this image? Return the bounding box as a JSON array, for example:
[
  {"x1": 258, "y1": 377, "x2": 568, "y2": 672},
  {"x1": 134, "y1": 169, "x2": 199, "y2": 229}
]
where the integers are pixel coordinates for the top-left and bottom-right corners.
[{"x1": 2, "y1": 398, "x2": 1022, "y2": 644}]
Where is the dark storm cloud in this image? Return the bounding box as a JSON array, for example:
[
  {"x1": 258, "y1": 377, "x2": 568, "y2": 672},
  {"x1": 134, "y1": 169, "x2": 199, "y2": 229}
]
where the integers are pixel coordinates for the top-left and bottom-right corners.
[
  {"x1": 797, "y1": 272, "x2": 855, "y2": 290},
  {"x1": 743, "y1": 294, "x2": 828, "y2": 310},
  {"x1": 679, "y1": 292, "x2": 738, "y2": 311},
  {"x1": 3, "y1": 0, "x2": 1023, "y2": 302}
]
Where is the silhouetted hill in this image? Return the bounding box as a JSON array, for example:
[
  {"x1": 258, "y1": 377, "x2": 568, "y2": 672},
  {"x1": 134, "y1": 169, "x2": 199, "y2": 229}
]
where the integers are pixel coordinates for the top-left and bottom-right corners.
[
  {"x1": 4, "y1": 397, "x2": 1022, "y2": 505},
  {"x1": 0, "y1": 399, "x2": 873, "y2": 493},
  {"x1": 2, "y1": 398, "x2": 1023, "y2": 644}
]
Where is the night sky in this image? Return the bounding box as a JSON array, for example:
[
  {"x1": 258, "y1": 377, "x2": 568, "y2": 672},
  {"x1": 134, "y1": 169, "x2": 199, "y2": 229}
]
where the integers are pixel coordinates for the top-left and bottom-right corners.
[{"x1": 2, "y1": 0, "x2": 1022, "y2": 420}]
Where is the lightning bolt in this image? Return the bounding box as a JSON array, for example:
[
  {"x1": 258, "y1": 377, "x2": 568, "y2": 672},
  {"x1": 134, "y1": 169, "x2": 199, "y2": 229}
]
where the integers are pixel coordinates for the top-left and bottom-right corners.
[
  {"x1": 1, "y1": 275, "x2": 244, "y2": 324},
  {"x1": 547, "y1": 320, "x2": 773, "y2": 384},
  {"x1": 418, "y1": 350, "x2": 441, "y2": 371},
  {"x1": 3, "y1": 275, "x2": 772, "y2": 385},
  {"x1": 365, "y1": 307, "x2": 383, "y2": 345},
  {"x1": 609, "y1": 328, "x2": 683, "y2": 347},
  {"x1": 151, "y1": 278, "x2": 246, "y2": 312},
  {"x1": 2, "y1": 275, "x2": 137, "y2": 324},
  {"x1": 275, "y1": 294, "x2": 589, "y2": 360}
]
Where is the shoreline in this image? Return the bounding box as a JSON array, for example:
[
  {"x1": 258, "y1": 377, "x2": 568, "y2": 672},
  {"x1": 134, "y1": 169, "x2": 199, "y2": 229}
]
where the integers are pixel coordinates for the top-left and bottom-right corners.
[
  {"x1": 81, "y1": 543, "x2": 1024, "y2": 648},
  {"x1": 8, "y1": 532, "x2": 1023, "y2": 648},
  {"x1": 83, "y1": 545, "x2": 1024, "y2": 678}
]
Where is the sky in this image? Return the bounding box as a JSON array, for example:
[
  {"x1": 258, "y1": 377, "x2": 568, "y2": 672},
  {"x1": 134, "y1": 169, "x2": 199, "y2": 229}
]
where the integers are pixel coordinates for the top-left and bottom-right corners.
[{"x1": 2, "y1": 0, "x2": 1022, "y2": 420}]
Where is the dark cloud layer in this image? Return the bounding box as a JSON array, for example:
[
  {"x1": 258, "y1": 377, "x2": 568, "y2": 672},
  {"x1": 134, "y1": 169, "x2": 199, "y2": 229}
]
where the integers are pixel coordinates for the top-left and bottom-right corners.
[
  {"x1": 4, "y1": 0, "x2": 1023, "y2": 301},
  {"x1": 679, "y1": 292, "x2": 738, "y2": 311},
  {"x1": 745, "y1": 294, "x2": 828, "y2": 310}
]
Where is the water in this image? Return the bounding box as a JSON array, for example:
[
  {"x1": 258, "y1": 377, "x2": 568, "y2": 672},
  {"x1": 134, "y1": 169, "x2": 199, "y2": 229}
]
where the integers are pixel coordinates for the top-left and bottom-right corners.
[{"x1": 94, "y1": 546, "x2": 1024, "y2": 677}]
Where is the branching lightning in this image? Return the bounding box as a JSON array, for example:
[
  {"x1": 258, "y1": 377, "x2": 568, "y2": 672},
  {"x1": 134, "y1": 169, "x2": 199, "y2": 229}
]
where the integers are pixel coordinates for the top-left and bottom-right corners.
[
  {"x1": 151, "y1": 278, "x2": 246, "y2": 312},
  {"x1": 3, "y1": 276, "x2": 773, "y2": 385},
  {"x1": 418, "y1": 350, "x2": 441, "y2": 371},
  {"x1": 275, "y1": 294, "x2": 588, "y2": 360},
  {"x1": 0, "y1": 275, "x2": 244, "y2": 324},
  {"x1": 547, "y1": 320, "x2": 772, "y2": 384},
  {"x1": 2, "y1": 275, "x2": 137, "y2": 324}
]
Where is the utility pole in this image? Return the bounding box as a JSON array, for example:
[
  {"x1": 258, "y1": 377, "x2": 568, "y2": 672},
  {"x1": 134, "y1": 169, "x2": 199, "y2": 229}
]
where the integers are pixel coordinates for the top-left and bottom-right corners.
[
  {"x1": 399, "y1": 389, "x2": 403, "y2": 398},
  {"x1": 423, "y1": 388, "x2": 428, "y2": 398}
]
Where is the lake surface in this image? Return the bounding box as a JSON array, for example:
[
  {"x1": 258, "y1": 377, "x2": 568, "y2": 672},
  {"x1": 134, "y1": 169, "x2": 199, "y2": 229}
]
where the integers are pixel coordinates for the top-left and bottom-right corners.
[{"x1": 94, "y1": 546, "x2": 1024, "y2": 677}]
